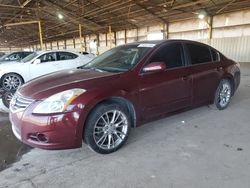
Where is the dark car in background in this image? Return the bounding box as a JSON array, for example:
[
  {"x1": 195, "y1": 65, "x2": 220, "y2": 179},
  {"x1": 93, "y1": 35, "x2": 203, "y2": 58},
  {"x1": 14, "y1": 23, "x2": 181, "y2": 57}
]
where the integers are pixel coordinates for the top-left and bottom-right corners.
[
  {"x1": 10, "y1": 40, "x2": 240, "y2": 154},
  {"x1": 0, "y1": 52, "x2": 5, "y2": 58},
  {"x1": 0, "y1": 51, "x2": 33, "y2": 63}
]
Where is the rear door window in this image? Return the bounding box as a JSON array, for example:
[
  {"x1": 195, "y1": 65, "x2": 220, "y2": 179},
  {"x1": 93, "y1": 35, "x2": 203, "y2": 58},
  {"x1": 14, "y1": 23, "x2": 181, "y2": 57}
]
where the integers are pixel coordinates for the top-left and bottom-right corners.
[
  {"x1": 58, "y1": 52, "x2": 78, "y2": 61},
  {"x1": 186, "y1": 43, "x2": 212, "y2": 65}
]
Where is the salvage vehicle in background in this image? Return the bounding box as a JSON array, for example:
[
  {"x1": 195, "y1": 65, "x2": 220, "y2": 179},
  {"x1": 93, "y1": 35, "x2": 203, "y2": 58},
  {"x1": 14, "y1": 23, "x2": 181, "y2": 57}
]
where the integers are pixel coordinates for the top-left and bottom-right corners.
[
  {"x1": 10, "y1": 40, "x2": 240, "y2": 154},
  {"x1": 0, "y1": 52, "x2": 5, "y2": 58},
  {"x1": 0, "y1": 50, "x2": 94, "y2": 91},
  {"x1": 0, "y1": 51, "x2": 32, "y2": 63}
]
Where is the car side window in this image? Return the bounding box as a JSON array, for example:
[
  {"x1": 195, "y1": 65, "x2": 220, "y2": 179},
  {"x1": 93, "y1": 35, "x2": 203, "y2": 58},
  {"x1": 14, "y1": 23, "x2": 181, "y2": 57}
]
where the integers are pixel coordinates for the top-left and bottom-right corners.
[
  {"x1": 39, "y1": 52, "x2": 57, "y2": 63},
  {"x1": 186, "y1": 43, "x2": 212, "y2": 65},
  {"x1": 58, "y1": 52, "x2": 78, "y2": 61},
  {"x1": 150, "y1": 43, "x2": 184, "y2": 69},
  {"x1": 23, "y1": 52, "x2": 32, "y2": 58},
  {"x1": 8, "y1": 53, "x2": 21, "y2": 61},
  {"x1": 211, "y1": 49, "x2": 219, "y2": 62}
]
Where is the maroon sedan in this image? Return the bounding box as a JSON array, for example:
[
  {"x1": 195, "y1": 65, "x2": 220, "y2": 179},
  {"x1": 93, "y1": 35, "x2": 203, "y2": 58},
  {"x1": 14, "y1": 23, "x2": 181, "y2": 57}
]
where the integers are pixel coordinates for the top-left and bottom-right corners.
[{"x1": 10, "y1": 40, "x2": 240, "y2": 154}]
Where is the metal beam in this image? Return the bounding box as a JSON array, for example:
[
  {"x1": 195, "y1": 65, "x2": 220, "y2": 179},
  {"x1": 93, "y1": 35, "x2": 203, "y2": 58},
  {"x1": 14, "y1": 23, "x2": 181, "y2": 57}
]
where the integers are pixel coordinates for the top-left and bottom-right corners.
[
  {"x1": 216, "y1": 0, "x2": 237, "y2": 14},
  {"x1": 4, "y1": 20, "x2": 38, "y2": 27},
  {"x1": 20, "y1": 0, "x2": 33, "y2": 8},
  {"x1": 132, "y1": 1, "x2": 168, "y2": 23},
  {"x1": 85, "y1": 0, "x2": 138, "y2": 28}
]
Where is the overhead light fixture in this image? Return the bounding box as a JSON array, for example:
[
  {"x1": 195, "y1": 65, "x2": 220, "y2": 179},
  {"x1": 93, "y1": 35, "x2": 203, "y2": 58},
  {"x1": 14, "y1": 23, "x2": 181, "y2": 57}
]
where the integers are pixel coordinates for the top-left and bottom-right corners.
[
  {"x1": 197, "y1": 9, "x2": 207, "y2": 20},
  {"x1": 58, "y1": 13, "x2": 63, "y2": 19},
  {"x1": 198, "y1": 13, "x2": 205, "y2": 19}
]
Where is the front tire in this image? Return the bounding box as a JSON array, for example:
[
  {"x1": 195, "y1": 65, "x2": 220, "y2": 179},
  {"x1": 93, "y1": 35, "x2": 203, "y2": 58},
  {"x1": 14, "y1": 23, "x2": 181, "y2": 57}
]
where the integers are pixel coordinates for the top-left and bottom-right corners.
[
  {"x1": 2, "y1": 91, "x2": 15, "y2": 108},
  {"x1": 1, "y1": 73, "x2": 23, "y2": 91},
  {"x1": 214, "y1": 79, "x2": 232, "y2": 110},
  {"x1": 84, "y1": 103, "x2": 131, "y2": 154}
]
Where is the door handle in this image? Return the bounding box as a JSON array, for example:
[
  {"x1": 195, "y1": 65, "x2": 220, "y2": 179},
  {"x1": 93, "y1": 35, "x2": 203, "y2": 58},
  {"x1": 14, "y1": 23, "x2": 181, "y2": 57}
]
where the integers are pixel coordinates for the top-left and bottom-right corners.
[
  {"x1": 217, "y1": 67, "x2": 223, "y2": 71},
  {"x1": 182, "y1": 76, "x2": 189, "y2": 81}
]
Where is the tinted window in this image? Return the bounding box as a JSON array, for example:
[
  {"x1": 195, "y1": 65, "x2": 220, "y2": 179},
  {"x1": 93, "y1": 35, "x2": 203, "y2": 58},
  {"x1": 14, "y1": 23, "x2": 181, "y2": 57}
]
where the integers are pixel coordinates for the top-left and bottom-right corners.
[
  {"x1": 150, "y1": 43, "x2": 184, "y2": 69},
  {"x1": 39, "y1": 52, "x2": 56, "y2": 63},
  {"x1": 8, "y1": 52, "x2": 21, "y2": 61},
  {"x1": 186, "y1": 43, "x2": 212, "y2": 65},
  {"x1": 58, "y1": 52, "x2": 78, "y2": 61},
  {"x1": 211, "y1": 49, "x2": 219, "y2": 62},
  {"x1": 23, "y1": 52, "x2": 32, "y2": 58}
]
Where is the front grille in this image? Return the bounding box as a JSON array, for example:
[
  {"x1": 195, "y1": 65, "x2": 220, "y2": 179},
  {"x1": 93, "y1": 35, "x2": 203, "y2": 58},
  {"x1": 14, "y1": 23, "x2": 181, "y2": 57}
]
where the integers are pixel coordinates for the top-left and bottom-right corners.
[{"x1": 10, "y1": 93, "x2": 34, "y2": 112}]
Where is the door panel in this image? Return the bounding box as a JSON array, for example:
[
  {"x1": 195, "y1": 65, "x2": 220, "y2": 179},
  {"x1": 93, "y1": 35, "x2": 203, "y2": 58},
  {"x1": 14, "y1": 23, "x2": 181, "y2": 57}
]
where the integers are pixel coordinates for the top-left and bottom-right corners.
[
  {"x1": 139, "y1": 68, "x2": 192, "y2": 119},
  {"x1": 184, "y1": 43, "x2": 223, "y2": 105},
  {"x1": 56, "y1": 52, "x2": 80, "y2": 70},
  {"x1": 139, "y1": 42, "x2": 192, "y2": 119},
  {"x1": 188, "y1": 63, "x2": 223, "y2": 105},
  {"x1": 29, "y1": 52, "x2": 58, "y2": 80}
]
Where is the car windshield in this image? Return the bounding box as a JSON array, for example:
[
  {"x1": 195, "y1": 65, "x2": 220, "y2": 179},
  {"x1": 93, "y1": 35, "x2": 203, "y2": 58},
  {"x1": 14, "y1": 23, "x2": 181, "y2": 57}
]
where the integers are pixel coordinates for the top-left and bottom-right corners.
[
  {"x1": 82, "y1": 44, "x2": 152, "y2": 72},
  {"x1": 0, "y1": 54, "x2": 9, "y2": 61},
  {"x1": 21, "y1": 52, "x2": 38, "y2": 63}
]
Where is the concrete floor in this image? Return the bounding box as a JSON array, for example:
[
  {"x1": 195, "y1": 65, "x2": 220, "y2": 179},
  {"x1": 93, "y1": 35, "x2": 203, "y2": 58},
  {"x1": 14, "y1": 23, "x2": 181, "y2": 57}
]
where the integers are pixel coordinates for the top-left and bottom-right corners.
[{"x1": 0, "y1": 65, "x2": 250, "y2": 188}]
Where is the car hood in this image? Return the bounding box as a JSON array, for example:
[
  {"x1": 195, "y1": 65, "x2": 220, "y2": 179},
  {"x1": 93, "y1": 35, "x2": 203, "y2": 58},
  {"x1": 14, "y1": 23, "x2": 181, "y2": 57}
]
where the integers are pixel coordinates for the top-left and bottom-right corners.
[{"x1": 18, "y1": 69, "x2": 121, "y2": 100}]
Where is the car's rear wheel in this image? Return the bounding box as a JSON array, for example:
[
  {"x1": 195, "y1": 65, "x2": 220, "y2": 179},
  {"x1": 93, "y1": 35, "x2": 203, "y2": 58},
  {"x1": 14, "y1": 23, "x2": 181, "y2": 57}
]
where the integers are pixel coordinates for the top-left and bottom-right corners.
[
  {"x1": 1, "y1": 73, "x2": 23, "y2": 91},
  {"x1": 214, "y1": 79, "x2": 232, "y2": 110},
  {"x1": 84, "y1": 103, "x2": 130, "y2": 154}
]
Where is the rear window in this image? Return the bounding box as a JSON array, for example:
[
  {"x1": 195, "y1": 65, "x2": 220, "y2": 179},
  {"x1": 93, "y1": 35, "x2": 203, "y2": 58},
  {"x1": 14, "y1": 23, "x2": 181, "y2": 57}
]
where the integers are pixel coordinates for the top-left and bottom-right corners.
[
  {"x1": 58, "y1": 52, "x2": 78, "y2": 61},
  {"x1": 186, "y1": 43, "x2": 212, "y2": 65},
  {"x1": 211, "y1": 49, "x2": 219, "y2": 62}
]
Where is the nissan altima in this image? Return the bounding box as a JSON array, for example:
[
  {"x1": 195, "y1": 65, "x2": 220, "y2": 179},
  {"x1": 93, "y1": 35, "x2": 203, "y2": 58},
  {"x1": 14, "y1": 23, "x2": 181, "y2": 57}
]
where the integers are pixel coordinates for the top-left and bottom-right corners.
[{"x1": 10, "y1": 40, "x2": 240, "y2": 154}]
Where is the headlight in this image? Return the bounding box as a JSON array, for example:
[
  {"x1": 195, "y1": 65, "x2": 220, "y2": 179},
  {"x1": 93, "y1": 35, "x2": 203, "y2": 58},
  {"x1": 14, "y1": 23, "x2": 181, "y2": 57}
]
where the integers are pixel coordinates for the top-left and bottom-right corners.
[{"x1": 33, "y1": 89, "x2": 86, "y2": 114}]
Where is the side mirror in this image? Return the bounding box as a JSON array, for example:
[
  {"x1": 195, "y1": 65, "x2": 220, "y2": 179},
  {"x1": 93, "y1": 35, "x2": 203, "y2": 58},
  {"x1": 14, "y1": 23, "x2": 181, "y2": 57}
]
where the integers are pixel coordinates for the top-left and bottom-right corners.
[
  {"x1": 33, "y1": 59, "x2": 41, "y2": 64},
  {"x1": 4, "y1": 57, "x2": 9, "y2": 61},
  {"x1": 143, "y1": 62, "x2": 166, "y2": 73}
]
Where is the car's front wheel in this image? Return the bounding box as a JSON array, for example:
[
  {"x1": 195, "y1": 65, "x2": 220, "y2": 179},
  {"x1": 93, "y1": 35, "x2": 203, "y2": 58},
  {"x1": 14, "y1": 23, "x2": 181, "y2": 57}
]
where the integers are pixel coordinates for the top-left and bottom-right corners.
[
  {"x1": 214, "y1": 79, "x2": 232, "y2": 110},
  {"x1": 2, "y1": 91, "x2": 15, "y2": 108},
  {"x1": 84, "y1": 103, "x2": 130, "y2": 154},
  {"x1": 1, "y1": 73, "x2": 23, "y2": 91}
]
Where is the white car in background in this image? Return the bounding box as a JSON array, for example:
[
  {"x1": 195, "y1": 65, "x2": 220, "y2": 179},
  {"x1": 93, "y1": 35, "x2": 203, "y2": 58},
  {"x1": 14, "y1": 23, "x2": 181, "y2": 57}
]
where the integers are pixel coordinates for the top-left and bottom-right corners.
[{"x1": 0, "y1": 50, "x2": 94, "y2": 91}]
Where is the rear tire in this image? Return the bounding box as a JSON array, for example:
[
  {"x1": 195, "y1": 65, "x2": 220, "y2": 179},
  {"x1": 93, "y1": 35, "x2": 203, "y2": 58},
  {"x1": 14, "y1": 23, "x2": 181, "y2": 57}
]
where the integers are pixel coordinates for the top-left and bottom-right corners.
[
  {"x1": 84, "y1": 103, "x2": 131, "y2": 154},
  {"x1": 213, "y1": 79, "x2": 232, "y2": 110}
]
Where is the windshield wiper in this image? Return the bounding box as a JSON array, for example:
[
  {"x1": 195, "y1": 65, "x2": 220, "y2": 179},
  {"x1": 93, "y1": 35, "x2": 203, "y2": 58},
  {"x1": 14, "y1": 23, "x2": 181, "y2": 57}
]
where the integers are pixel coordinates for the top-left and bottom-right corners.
[{"x1": 77, "y1": 66, "x2": 107, "y2": 72}]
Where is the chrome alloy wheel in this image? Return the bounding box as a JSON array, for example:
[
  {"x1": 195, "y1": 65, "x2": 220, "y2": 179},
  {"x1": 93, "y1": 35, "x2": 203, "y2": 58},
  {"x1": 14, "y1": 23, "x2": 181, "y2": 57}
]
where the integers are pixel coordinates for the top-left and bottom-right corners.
[
  {"x1": 3, "y1": 74, "x2": 22, "y2": 91},
  {"x1": 4, "y1": 91, "x2": 14, "y2": 108},
  {"x1": 218, "y1": 81, "x2": 231, "y2": 108},
  {"x1": 93, "y1": 110, "x2": 128, "y2": 150}
]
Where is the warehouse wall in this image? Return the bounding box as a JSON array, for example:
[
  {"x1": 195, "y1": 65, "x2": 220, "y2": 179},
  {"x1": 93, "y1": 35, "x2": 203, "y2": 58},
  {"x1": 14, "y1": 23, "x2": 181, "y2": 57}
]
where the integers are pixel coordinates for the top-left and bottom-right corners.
[{"x1": 1, "y1": 9, "x2": 250, "y2": 62}]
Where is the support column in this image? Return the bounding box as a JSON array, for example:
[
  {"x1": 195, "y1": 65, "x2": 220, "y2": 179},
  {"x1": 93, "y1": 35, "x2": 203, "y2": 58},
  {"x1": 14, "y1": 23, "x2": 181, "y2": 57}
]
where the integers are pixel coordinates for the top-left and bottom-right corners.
[
  {"x1": 207, "y1": 16, "x2": 213, "y2": 42},
  {"x1": 38, "y1": 21, "x2": 43, "y2": 50},
  {"x1": 108, "y1": 26, "x2": 112, "y2": 49},
  {"x1": 79, "y1": 24, "x2": 84, "y2": 53}
]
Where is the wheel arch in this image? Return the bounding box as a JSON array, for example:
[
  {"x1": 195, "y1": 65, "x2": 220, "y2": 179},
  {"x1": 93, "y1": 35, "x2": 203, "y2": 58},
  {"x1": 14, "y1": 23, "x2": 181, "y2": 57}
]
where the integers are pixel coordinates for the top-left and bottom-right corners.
[
  {"x1": 85, "y1": 96, "x2": 137, "y2": 129},
  {"x1": 1, "y1": 72, "x2": 25, "y2": 84},
  {"x1": 222, "y1": 74, "x2": 235, "y2": 95}
]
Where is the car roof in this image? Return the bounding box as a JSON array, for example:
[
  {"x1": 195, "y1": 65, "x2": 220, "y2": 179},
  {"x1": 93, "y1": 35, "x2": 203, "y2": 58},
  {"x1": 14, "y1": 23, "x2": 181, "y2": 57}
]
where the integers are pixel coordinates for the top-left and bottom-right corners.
[
  {"x1": 127, "y1": 39, "x2": 209, "y2": 46},
  {"x1": 34, "y1": 50, "x2": 80, "y2": 55}
]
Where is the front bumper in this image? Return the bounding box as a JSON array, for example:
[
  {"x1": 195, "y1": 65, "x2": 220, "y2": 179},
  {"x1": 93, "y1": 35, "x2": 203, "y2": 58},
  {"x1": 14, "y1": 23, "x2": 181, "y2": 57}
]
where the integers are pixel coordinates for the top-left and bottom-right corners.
[{"x1": 9, "y1": 103, "x2": 84, "y2": 150}]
